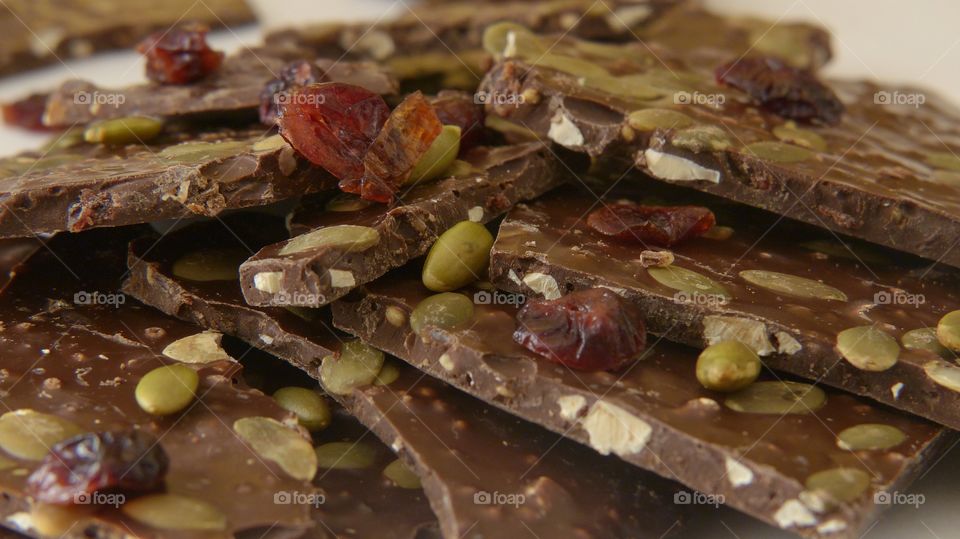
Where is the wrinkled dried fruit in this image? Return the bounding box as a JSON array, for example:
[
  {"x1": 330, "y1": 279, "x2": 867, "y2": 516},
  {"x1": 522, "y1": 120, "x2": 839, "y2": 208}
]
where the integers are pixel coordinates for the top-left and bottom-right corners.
[
  {"x1": 836, "y1": 326, "x2": 899, "y2": 371},
  {"x1": 233, "y1": 417, "x2": 317, "y2": 481},
  {"x1": 320, "y1": 340, "x2": 385, "y2": 395},
  {"x1": 740, "y1": 270, "x2": 847, "y2": 301},
  {"x1": 587, "y1": 202, "x2": 715, "y2": 247},
  {"x1": 514, "y1": 288, "x2": 646, "y2": 372},
  {"x1": 0, "y1": 410, "x2": 83, "y2": 460},
  {"x1": 804, "y1": 468, "x2": 870, "y2": 504},
  {"x1": 695, "y1": 341, "x2": 761, "y2": 392},
  {"x1": 725, "y1": 381, "x2": 826, "y2": 414},
  {"x1": 272, "y1": 387, "x2": 331, "y2": 432},
  {"x1": 2, "y1": 93, "x2": 52, "y2": 131},
  {"x1": 902, "y1": 328, "x2": 951, "y2": 359},
  {"x1": 837, "y1": 424, "x2": 906, "y2": 451},
  {"x1": 716, "y1": 56, "x2": 844, "y2": 125},
  {"x1": 315, "y1": 442, "x2": 377, "y2": 470},
  {"x1": 26, "y1": 431, "x2": 168, "y2": 504},
  {"x1": 279, "y1": 225, "x2": 380, "y2": 256},
  {"x1": 422, "y1": 221, "x2": 493, "y2": 292},
  {"x1": 278, "y1": 83, "x2": 390, "y2": 182},
  {"x1": 383, "y1": 459, "x2": 421, "y2": 489},
  {"x1": 172, "y1": 248, "x2": 247, "y2": 281},
  {"x1": 123, "y1": 494, "x2": 227, "y2": 531},
  {"x1": 648, "y1": 266, "x2": 729, "y2": 298},
  {"x1": 260, "y1": 60, "x2": 325, "y2": 124},
  {"x1": 936, "y1": 310, "x2": 960, "y2": 352},
  {"x1": 430, "y1": 91, "x2": 485, "y2": 151},
  {"x1": 135, "y1": 364, "x2": 199, "y2": 416},
  {"x1": 410, "y1": 293, "x2": 475, "y2": 335},
  {"x1": 136, "y1": 23, "x2": 223, "y2": 85}
]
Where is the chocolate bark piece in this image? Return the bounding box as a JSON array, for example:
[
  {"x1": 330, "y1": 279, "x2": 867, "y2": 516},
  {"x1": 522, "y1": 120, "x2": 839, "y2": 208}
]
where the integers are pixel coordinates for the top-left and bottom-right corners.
[
  {"x1": 480, "y1": 26, "x2": 960, "y2": 268},
  {"x1": 0, "y1": 237, "x2": 41, "y2": 292},
  {"x1": 42, "y1": 50, "x2": 396, "y2": 126},
  {"x1": 0, "y1": 127, "x2": 333, "y2": 238},
  {"x1": 121, "y1": 215, "x2": 685, "y2": 539},
  {"x1": 0, "y1": 0, "x2": 253, "y2": 77},
  {"x1": 489, "y1": 187, "x2": 960, "y2": 429},
  {"x1": 330, "y1": 266, "x2": 952, "y2": 539},
  {"x1": 239, "y1": 143, "x2": 563, "y2": 308}
]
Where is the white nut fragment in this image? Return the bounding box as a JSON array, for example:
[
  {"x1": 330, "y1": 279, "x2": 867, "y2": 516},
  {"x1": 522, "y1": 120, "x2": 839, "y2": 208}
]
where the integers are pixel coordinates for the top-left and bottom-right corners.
[
  {"x1": 607, "y1": 5, "x2": 653, "y2": 30},
  {"x1": 259, "y1": 334, "x2": 274, "y2": 345},
  {"x1": 581, "y1": 400, "x2": 652, "y2": 456},
  {"x1": 438, "y1": 353, "x2": 455, "y2": 372},
  {"x1": 467, "y1": 206, "x2": 484, "y2": 222},
  {"x1": 773, "y1": 499, "x2": 818, "y2": 529},
  {"x1": 643, "y1": 149, "x2": 721, "y2": 183},
  {"x1": 523, "y1": 272, "x2": 561, "y2": 300},
  {"x1": 548, "y1": 111, "x2": 585, "y2": 148},
  {"x1": 278, "y1": 145, "x2": 297, "y2": 176},
  {"x1": 724, "y1": 457, "x2": 754, "y2": 487},
  {"x1": 503, "y1": 30, "x2": 518, "y2": 58},
  {"x1": 890, "y1": 382, "x2": 904, "y2": 399},
  {"x1": 703, "y1": 316, "x2": 775, "y2": 356},
  {"x1": 162, "y1": 331, "x2": 232, "y2": 364},
  {"x1": 341, "y1": 29, "x2": 395, "y2": 60},
  {"x1": 557, "y1": 395, "x2": 587, "y2": 421},
  {"x1": 507, "y1": 269, "x2": 522, "y2": 286},
  {"x1": 816, "y1": 519, "x2": 848, "y2": 534},
  {"x1": 328, "y1": 269, "x2": 356, "y2": 288},
  {"x1": 924, "y1": 361, "x2": 960, "y2": 392},
  {"x1": 253, "y1": 272, "x2": 283, "y2": 293},
  {"x1": 776, "y1": 331, "x2": 802, "y2": 355}
]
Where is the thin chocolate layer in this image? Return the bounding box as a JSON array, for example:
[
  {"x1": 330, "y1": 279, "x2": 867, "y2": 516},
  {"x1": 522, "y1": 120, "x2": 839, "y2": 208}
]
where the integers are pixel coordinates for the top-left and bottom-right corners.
[
  {"x1": 330, "y1": 266, "x2": 951, "y2": 539},
  {"x1": 239, "y1": 143, "x2": 563, "y2": 308}
]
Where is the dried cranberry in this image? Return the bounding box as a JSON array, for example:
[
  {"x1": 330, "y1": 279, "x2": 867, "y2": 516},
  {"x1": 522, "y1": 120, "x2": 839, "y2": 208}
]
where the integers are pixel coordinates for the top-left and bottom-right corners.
[
  {"x1": 716, "y1": 56, "x2": 844, "y2": 125},
  {"x1": 136, "y1": 23, "x2": 224, "y2": 85},
  {"x1": 587, "y1": 202, "x2": 715, "y2": 247},
  {"x1": 259, "y1": 60, "x2": 326, "y2": 125},
  {"x1": 429, "y1": 91, "x2": 485, "y2": 152},
  {"x1": 25, "y1": 431, "x2": 169, "y2": 505},
  {"x1": 514, "y1": 288, "x2": 646, "y2": 372},
  {"x1": 278, "y1": 82, "x2": 390, "y2": 182},
  {"x1": 2, "y1": 93, "x2": 52, "y2": 131},
  {"x1": 342, "y1": 91, "x2": 442, "y2": 203}
]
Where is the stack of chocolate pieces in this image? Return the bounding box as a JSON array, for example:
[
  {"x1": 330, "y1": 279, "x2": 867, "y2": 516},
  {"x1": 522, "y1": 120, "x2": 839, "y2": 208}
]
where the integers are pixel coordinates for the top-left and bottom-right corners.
[{"x1": 0, "y1": 1, "x2": 957, "y2": 538}]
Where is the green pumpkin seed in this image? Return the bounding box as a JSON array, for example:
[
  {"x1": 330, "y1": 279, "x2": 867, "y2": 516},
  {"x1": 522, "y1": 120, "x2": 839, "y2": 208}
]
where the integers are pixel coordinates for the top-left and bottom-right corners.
[
  {"x1": 836, "y1": 326, "x2": 899, "y2": 371},
  {"x1": 383, "y1": 459, "x2": 422, "y2": 489},
  {"x1": 648, "y1": 266, "x2": 729, "y2": 298},
  {"x1": 740, "y1": 270, "x2": 847, "y2": 301},
  {"x1": 724, "y1": 381, "x2": 827, "y2": 414},
  {"x1": 702, "y1": 225, "x2": 734, "y2": 240},
  {"x1": 29, "y1": 504, "x2": 91, "y2": 537},
  {"x1": 122, "y1": 494, "x2": 227, "y2": 531},
  {"x1": 742, "y1": 141, "x2": 816, "y2": 163},
  {"x1": 671, "y1": 125, "x2": 731, "y2": 153},
  {"x1": 772, "y1": 122, "x2": 827, "y2": 151},
  {"x1": 325, "y1": 193, "x2": 374, "y2": 213},
  {"x1": 924, "y1": 360, "x2": 960, "y2": 392},
  {"x1": 233, "y1": 416, "x2": 318, "y2": 481},
  {"x1": 280, "y1": 225, "x2": 380, "y2": 256},
  {"x1": 481, "y1": 22, "x2": 546, "y2": 59},
  {"x1": 407, "y1": 125, "x2": 461, "y2": 184},
  {"x1": 251, "y1": 134, "x2": 289, "y2": 153},
  {"x1": 319, "y1": 340, "x2": 385, "y2": 395},
  {"x1": 385, "y1": 305, "x2": 407, "y2": 328},
  {"x1": 273, "y1": 387, "x2": 331, "y2": 432},
  {"x1": 695, "y1": 341, "x2": 762, "y2": 392},
  {"x1": 0, "y1": 410, "x2": 84, "y2": 460},
  {"x1": 315, "y1": 442, "x2": 377, "y2": 470},
  {"x1": 171, "y1": 248, "x2": 247, "y2": 281},
  {"x1": 375, "y1": 361, "x2": 401, "y2": 386},
  {"x1": 84, "y1": 116, "x2": 163, "y2": 145},
  {"x1": 446, "y1": 159, "x2": 480, "y2": 178},
  {"x1": 799, "y1": 239, "x2": 890, "y2": 266},
  {"x1": 902, "y1": 328, "x2": 952, "y2": 359},
  {"x1": 582, "y1": 74, "x2": 662, "y2": 100},
  {"x1": 410, "y1": 293, "x2": 475, "y2": 335},
  {"x1": 925, "y1": 151, "x2": 960, "y2": 172},
  {"x1": 157, "y1": 140, "x2": 249, "y2": 163},
  {"x1": 42, "y1": 126, "x2": 86, "y2": 152},
  {"x1": 162, "y1": 331, "x2": 232, "y2": 364},
  {"x1": 626, "y1": 109, "x2": 694, "y2": 131},
  {"x1": 804, "y1": 468, "x2": 870, "y2": 504},
  {"x1": 936, "y1": 310, "x2": 960, "y2": 352},
  {"x1": 135, "y1": 364, "x2": 199, "y2": 416},
  {"x1": 536, "y1": 54, "x2": 609, "y2": 78},
  {"x1": 837, "y1": 424, "x2": 906, "y2": 451},
  {"x1": 422, "y1": 221, "x2": 494, "y2": 292}
]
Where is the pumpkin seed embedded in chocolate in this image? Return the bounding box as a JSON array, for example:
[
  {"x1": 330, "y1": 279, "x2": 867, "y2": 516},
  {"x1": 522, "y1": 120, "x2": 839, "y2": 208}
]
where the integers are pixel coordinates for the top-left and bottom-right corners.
[
  {"x1": 804, "y1": 467, "x2": 871, "y2": 504},
  {"x1": 319, "y1": 340, "x2": 385, "y2": 395},
  {"x1": 315, "y1": 442, "x2": 377, "y2": 470},
  {"x1": 836, "y1": 326, "x2": 899, "y2": 371},
  {"x1": 0, "y1": 410, "x2": 83, "y2": 461},
  {"x1": 280, "y1": 225, "x2": 380, "y2": 256},
  {"x1": 383, "y1": 459, "x2": 422, "y2": 489},
  {"x1": 122, "y1": 494, "x2": 227, "y2": 531},
  {"x1": 135, "y1": 364, "x2": 199, "y2": 416},
  {"x1": 273, "y1": 387, "x2": 332, "y2": 432},
  {"x1": 936, "y1": 310, "x2": 960, "y2": 352},
  {"x1": 172, "y1": 248, "x2": 248, "y2": 282},
  {"x1": 724, "y1": 381, "x2": 827, "y2": 414},
  {"x1": 695, "y1": 341, "x2": 761, "y2": 392},
  {"x1": 233, "y1": 416, "x2": 318, "y2": 481},
  {"x1": 740, "y1": 269, "x2": 847, "y2": 301},
  {"x1": 410, "y1": 292, "x2": 475, "y2": 335},
  {"x1": 422, "y1": 221, "x2": 494, "y2": 292},
  {"x1": 837, "y1": 424, "x2": 906, "y2": 451}
]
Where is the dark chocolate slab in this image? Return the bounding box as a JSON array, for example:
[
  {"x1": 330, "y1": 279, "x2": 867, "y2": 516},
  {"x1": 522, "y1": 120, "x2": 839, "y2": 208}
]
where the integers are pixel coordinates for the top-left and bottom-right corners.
[
  {"x1": 239, "y1": 143, "x2": 563, "y2": 308},
  {"x1": 330, "y1": 265, "x2": 951, "y2": 539}
]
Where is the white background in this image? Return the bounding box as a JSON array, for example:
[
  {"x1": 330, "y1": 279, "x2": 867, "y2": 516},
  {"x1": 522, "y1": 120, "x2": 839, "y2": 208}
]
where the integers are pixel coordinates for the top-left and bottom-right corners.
[{"x1": 1, "y1": 1, "x2": 959, "y2": 537}]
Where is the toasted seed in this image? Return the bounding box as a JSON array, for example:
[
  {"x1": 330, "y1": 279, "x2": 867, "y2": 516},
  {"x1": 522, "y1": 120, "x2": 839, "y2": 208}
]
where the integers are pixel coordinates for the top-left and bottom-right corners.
[
  {"x1": 582, "y1": 74, "x2": 662, "y2": 100},
  {"x1": 482, "y1": 22, "x2": 546, "y2": 59},
  {"x1": 375, "y1": 361, "x2": 401, "y2": 386},
  {"x1": 251, "y1": 134, "x2": 289, "y2": 153},
  {"x1": 280, "y1": 225, "x2": 380, "y2": 256},
  {"x1": 742, "y1": 141, "x2": 816, "y2": 163},
  {"x1": 157, "y1": 140, "x2": 248, "y2": 163},
  {"x1": 422, "y1": 221, "x2": 494, "y2": 292},
  {"x1": 315, "y1": 442, "x2": 378, "y2": 470},
  {"x1": 772, "y1": 122, "x2": 827, "y2": 151},
  {"x1": 804, "y1": 468, "x2": 870, "y2": 504},
  {"x1": 902, "y1": 328, "x2": 952, "y2": 359},
  {"x1": 695, "y1": 341, "x2": 762, "y2": 392},
  {"x1": 385, "y1": 305, "x2": 408, "y2": 328},
  {"x1": 671, "y1": 125, "x2": 731, "y2": 153},
  {"x1": 647, "y1": 266, "x2": 729, "y2": 298},
  {"x1": 233, "y1": 417, "x2": 317, "y2": 481},
  {"x1": 410, "y1": 293, "x2": 475, "y2": 335},
  {"x1": 383, "y1": 459, "x2": 422, "y2": 489},
  {"x1": 162, "y1": 331, "x2": 232, "y2": 364},
  {"x1": 84, "y1": 116, "x2": 163, "y2": 145},
  {"x1": 135, "y1": 364, "x2": 199, "y2": 416},
  {"x1": 702, "y1": 225, "x2": 734, "y2": 240},
  {"x1": 925, "y1": 151, "x2": 960, "y2": 172},
  {"x1": 273, "y1": 387, "x2": 331, "y2": 432},
  {"x1": 30, "y1": 504, "x2": 92, "y2": 536},
  {"x1": 0, "y1": 410, "x2": 83, "y2": 460},
  {"x1": 725, "y1": 381, "x2": 826, "y2": 414},
  {"x1": 837, "y1": 424, "x2": 906, "y2": 451},
  {"x1": 837, "y1": 326, "x2": 899, "y2": 371},
  {"x1": 319, "y1": 341, "x2": 385, "y2": 395},
  {"x1": 924, "y1": 360, "x2": 960, "y2": 392},
  {"x1": 42, "y1": 126, "x2": 86, "y2": 152},
  {"x1": 626, "y1": 109, "x2": 694, "y2": 131},
  {"x1": 122, "y1": 494, "x2": 227, "y2": 531},
  {"x1": 407, "y1": 125, "x2": 461, "y2": 184},
  {"x1": 171, "y1": 248, "x2": 247, "y2": 281},
  {"x1": 936, "y1": 310, "x2": 960, "y2": 352},
  {"x1": 740, "y1": 269, "x2": 847, "y2": 301},
  {"x1": 325, "y1": 193, "x2": 374, "y2": 213}
]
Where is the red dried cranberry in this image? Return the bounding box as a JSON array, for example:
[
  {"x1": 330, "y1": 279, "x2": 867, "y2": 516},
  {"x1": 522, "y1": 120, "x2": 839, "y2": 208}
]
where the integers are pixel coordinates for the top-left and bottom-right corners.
[
  {"x1": 342, "y1": 91, "x2": 442, "y2": 203},
  {"x1": 430, "y1": 91, "x2": 485, "y2": 152},
  {"x1": 25, "y1": 430, "x2": 169, "y2": 505},
  {"x1": 259, "y1": 60, "x2": 326, "y2": 125},
  {"x1": 278, "y1": 82, "x2": 390, "y2": 182},
  {"x1": 716, "y1": 56, "x2": 844, "y2": 125},
  {"x1": 136, "y1": 23, "x2": 224, "y2": 85},
  {"x1": 2, "y1": 93, "x2": 52, "y2": 131},
  {"x1": 587, "y1": 202, "x2": 715, "y2": 247},
  {"x1": 514, "y1": 288, "x2": 646, "y2": 372}
]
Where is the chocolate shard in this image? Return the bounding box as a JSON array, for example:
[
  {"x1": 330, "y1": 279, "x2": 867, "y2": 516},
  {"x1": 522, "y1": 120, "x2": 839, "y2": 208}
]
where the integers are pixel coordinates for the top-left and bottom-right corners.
[
  {"x1": 239, "y1": 143, "x2": 564, "y2": 308},
  {"x1": 0, "y1": 128, "x2": 333, "y2": 238},
  {"x1": 122, "y1": 214, "x2": 686, "y2": 539},
  {"x1": 329, "y1": 264, "x2": 952, "y2": 538},
  {"x1": 479, "y1": 24, "x2": 960, "y2": 268},
  {"x1": 42, "y1": 50, "x2": 397, "y2": 126}
]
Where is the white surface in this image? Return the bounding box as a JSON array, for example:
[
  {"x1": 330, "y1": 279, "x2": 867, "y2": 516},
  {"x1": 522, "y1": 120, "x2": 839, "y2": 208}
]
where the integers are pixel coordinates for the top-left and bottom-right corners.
[{"x1": 1, "y1": 2, "x2": 959, "y2": 538}]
